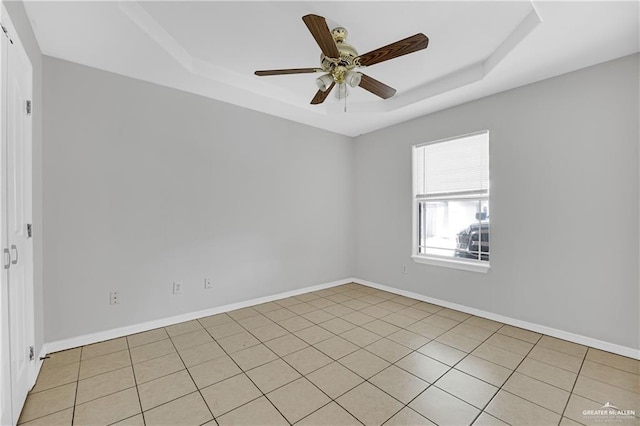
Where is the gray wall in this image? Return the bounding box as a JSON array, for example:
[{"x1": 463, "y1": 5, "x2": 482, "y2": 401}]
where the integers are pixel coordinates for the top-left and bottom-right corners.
[
  {"x1": 354, "y1": 54, "x2": 639, "y2": 350},
  {"x1": 43, "y1": 57, "x2": 354, "y2": 342},
  {"x1": 4, "y1": 1, "x2": 44, "y2": 358},
  {"x1": 40, "y1": 50, "x2": 640, "y2": 351}
]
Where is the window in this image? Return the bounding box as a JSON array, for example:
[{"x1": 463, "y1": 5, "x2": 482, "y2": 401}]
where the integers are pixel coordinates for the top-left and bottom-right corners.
[{"x1": 412, "y1": 131, "x2": 490, "y2": 272}]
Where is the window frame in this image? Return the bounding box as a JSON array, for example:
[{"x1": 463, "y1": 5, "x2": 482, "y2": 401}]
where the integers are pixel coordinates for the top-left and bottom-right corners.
[{"x1": 411, "y1": 130, "x2": 491, "y2": 273}]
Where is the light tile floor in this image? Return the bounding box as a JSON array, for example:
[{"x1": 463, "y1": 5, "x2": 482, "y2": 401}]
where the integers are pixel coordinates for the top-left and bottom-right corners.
[{"x1": 18, "y1": 283, "x2": 640, "y2": 426}]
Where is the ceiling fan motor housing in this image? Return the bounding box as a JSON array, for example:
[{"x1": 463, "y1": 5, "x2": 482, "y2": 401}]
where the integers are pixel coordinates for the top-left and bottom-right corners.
[{"x1": 320, "y1": 27, "x2": 360, "y2": 84}]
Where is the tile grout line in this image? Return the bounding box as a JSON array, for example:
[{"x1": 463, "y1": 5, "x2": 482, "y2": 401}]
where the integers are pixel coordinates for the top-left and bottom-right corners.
[
  {"x1": 62, "y1": 340, "x2": 140, "y2": 425},
  {"x1": 22, "y1": 284, "x2": 639, "y2": 426},
  {"x1": 221, "y1": 290, "x2": 399, "y2": 425},
  {"x1": 558, "y1": 347, "x2": 589, "y2": 425},
  {"x1": 108, "y1": 317, "x2": 566, "y2": 425},
  {"x1": 381, "y1": 316, "x2": 569, "y2": 424},
  {"x1": 553, "y1": 375, "x2": 640, "y2": 421},
  {"x1": 20, "y1": 293, "x2": 490, "y2": 424},
  {"x1": 197, "y1": 317, "x2": 294, "y2": 425},
  {"x1": 472, "y1": 326, "x2": 590, "y2": 421},
  {"x1": 395, "y1": 322, "x2": 508, "y2": 425},
  {"x1": 19, "y1": 381, "x2": 139, "y2": 423},
  {"x1": 70, "y1": 345, "x2": 82, "y2": 426},
  {"x1": 462, "y1": 332, "x2": 602, "y2": 424},
  {"x1": 432, "y1": 326, "x2": 584, "y2": 388},
  {"x1": 181, "y1": 290, "x2": 515, "y2": 425},
  {"x1": 124, "y1": 335, "x2": 146, "y2": 426},
  {"x1": 563, "y1": 359, "x2": 640, "y2": 395},
  {"x1": 176, "y1": 315, "x2": 634, "y2": 409},
  {"x1": 282, "y1": 289, "x2": 389, "y2": 425},
  {"x1": 274, "y1": 294, "x2": 452, "y2": 425},
  {"x1": 101, "y1": 314, "x2": 504, "y2": 422},
  {"x1": 68, "y1": 368, "x2": 138, "y2": 406},
  {"x1": 465, "y1": 329, "x2": 543, "y2": 426},
  {"x1": 18, "y1": 350, "x2": 82, "y2": 424},
  {"x1": 24, "y1": 289, "x2": 401, "y2": 424},
  {"x1": 324, "y1": 292, "x2": 477, "y2": 425},
  {"x1": 164, "y1": 324, "x2": 221, "y2": 425},
  {"x1": 227, "y1": 293, "x2": 361, "y2": 425}
]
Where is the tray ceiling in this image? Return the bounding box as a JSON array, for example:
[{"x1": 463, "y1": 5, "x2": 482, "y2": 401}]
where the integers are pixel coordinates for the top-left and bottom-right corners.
[{"x1": 25, "y1": 1, "x2": 640, "y2": 136}]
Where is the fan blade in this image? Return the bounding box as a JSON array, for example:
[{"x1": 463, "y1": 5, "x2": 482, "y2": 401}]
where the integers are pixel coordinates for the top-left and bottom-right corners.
[
  {"x1": 359, "y1": 74, "x2": 396, "y2": 99},
  {"x1": 311, "y1": 82, "x2": 335, "y2": 104},
  {"x1": 357, "y1": 33, "x2": 429, "y2": 67},
  {"x1": 302, "y1": 14, "x2": 340, "y2": 59},
  {"x1": 255, "y1": 68, "x2": 319, "y2": 76}
]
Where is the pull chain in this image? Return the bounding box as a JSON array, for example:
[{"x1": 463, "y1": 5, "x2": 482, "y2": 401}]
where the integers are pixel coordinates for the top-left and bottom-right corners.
[{"x1": 344, "y1": 91, "x2": 347, "y2": 112}]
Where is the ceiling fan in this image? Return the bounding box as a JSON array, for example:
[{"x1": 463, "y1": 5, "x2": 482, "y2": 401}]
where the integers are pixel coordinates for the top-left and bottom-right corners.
[{"x1": 255, "y1": 14, "x2": 429, "y2": 105}]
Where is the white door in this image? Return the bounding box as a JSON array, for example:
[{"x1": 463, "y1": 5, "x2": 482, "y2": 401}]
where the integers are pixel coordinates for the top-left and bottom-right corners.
[
  {"x1": 0, "y1": 5, "x2": 35, "y2": 424},
  {"x1": 0, "y1": 10, "x2": 9, "y2": 424}
]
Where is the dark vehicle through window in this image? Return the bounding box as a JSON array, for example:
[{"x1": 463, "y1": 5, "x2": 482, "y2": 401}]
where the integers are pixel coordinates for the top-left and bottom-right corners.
[{"x1": 454, "y1": 212, "x2": 489, "y2": 261}]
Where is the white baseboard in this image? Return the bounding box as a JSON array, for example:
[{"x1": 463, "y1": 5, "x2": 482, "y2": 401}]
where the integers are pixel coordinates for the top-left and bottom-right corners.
[
  {"x1": 42, "y1": 276, "x2": 639, "y2": 361},
  {"x1": 353, "y1": 278, "x2": 640, "y2": 360},
  {"x1": 43, "y1": 277, "x2": 354, "y2": 355}
]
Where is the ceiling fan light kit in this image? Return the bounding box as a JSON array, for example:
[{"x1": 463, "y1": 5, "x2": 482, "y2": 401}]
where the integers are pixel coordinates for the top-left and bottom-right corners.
[
  {"x1": 316, "y1": 73, "x2": 334, "y2": 92},
  {"x1": 344, "y1": 70, "x2": 362, "y2": 88},
  {"x1": 255, "y1": 14, "x2": 429, "y2": 105}
]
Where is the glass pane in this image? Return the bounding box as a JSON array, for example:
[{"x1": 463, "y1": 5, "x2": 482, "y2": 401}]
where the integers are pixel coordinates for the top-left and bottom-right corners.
[{"x1": 417, "y1": 199, "x2": 489, "y2": 261}]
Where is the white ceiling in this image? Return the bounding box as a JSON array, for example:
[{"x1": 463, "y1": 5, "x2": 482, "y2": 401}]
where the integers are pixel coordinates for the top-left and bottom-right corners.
[{"x1": 25, "y1": 1, "x2": 639, "y2": 136}]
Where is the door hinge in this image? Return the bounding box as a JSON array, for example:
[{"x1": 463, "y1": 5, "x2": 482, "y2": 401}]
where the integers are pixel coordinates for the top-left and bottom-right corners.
[
  {"x1": 27, "y1": 223, "x2": 32, "y2": 238},
  {"x1": 26, "y1": 100, "x2": 32, "y2": 116},
  {"x1": 3, "y1": 248, "x2": 9, "y2": 270},
  {"x1": 29, "y1": 346, "x2": 34, "y2": 361}
]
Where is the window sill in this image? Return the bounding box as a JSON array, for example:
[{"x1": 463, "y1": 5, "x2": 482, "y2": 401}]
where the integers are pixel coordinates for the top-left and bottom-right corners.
[{"x1": 411, "y1": 255, "x2": 490, "y2": 273}]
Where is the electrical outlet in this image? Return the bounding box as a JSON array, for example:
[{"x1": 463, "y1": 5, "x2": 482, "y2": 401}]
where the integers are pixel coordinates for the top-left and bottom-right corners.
[
  {"x1": 401, "y1": 265, "x2": 407, "y2": 274},
  {"x1": 204, "y1": 278, "x2": 212, "y2": 289},
  {"x1": 110, "y1": 291, "x2": 120, "y2": 305},
  {"x1": 173, "y1": 282, "x2": 183, "y2": 294}
]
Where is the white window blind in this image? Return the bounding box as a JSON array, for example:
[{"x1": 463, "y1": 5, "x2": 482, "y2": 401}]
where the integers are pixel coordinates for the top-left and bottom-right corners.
[{"x1": 415, "y1": 132, "x2": 489, "y2": 199}]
